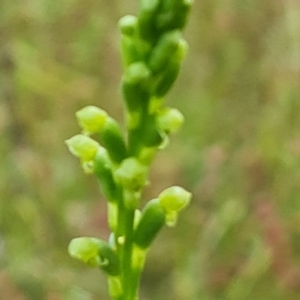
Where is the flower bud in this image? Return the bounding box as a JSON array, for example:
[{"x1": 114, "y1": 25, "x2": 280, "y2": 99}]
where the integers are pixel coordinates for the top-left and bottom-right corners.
[
  {"x1": 68, "y1": 237, "x2": 120, "y2": 276},
  {"x1": 120, "y1": 35, "x2": 149, "y2": 67},
  {"x1": 121, "y1": 63, "x2": 151, "y2": 114},
  {"x1": 138, "y1": 0, "x2": 161, "y2": 41},
  {"x1": 174, "y1": 38, "x2": 189, "y2": 62},
  {"x1": 122, "y1": 76, "x2": 150, "y2": 113},
  {"x1": 124, "y1": 62, "x2": 151, "y2": 85},
  {"x1": 158, "y1": 186, "x2": 191, "y2": 212},
  {"x1": 68, "y1": 237, "x2": 101, "y2": 267},
  {"x1": 65, "y1": 135, "x2": 99, "y2": 162},
  {"x1": 94, "y1": 147, "x2": 120, "y2": 202},
  {"x1": 148, "y1": 30, "x2": 181, "y2": 75},
  {"x1": 118, "y1": 15, "x2": 138, "y2": 36},
  {"x1": 156, "y1": 0, "x2": 193, "y2": 31},
  {"x1": 154, "y1": 62, "x2": 180, "y2": 98},
  {"x1": 99, "y1": 117, "x2": 127, "y2": 164},
  {"x1": 158, "y1": 186, "x2": 191, "y2": 226},
  {"x1": 76, "y1": 106, "x2": 108, "y2": 135},
  {"x1": 156, "y1": 107, "x2": 184, "y2": 134},
  {"x1": 114, "y1": 157, "x2": 148, "y2": 191}
]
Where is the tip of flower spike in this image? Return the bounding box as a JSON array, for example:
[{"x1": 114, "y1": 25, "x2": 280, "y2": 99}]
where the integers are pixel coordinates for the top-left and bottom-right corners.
[
  {"x1": 76, "y1": 106, "x2": 108, "y2": 135},
  {"x1": 65, "y1": 134, "x2": 100, "y2": 162}
]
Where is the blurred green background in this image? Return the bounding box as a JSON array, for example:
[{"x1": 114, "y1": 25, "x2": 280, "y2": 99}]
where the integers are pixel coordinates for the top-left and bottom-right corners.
[{"x1": 1, "y1": 0, "x2": 300, "y2": 299}]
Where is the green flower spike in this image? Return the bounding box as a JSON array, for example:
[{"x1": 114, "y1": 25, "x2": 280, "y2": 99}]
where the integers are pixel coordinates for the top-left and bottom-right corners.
[
  {"x1": 76, "y1": 106, "x2": 108, "y2": 135},
  {"x1": 158, "y1": 186, "x2": 191, "y2": 227},
  {"x1": 66, "y1": 1, "x2": 193, "y2": 299}
]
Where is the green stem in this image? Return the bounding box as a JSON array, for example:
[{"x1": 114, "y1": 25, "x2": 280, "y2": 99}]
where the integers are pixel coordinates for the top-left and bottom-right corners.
[
  {"x1": 115, "y1": 193, "x2": 140, "y2": 300},
  {"x1": 127, "y1": 97, "x2": 150, "y2": 157},
  {"x1": 122, "y1": 207, "x2": 135, "y2": 299},
  {"x1": 128, "y1": 267, "x2": 143, "y2": 300}
]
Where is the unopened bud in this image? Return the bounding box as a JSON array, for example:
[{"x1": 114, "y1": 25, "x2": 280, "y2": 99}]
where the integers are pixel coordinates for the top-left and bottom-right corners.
[
  {"x1": 65, "y1": 134, "x2": 99, "y2": 162},
  {"x1": 124, "y1": 62, "x2": 151, "y2": 85},
  {"x1": 76, "y1": 106, "x2": 108, "y2": 135},
  {"x1": 68, "y1": 237, "x2": 120, "y2": 276},
  {"x1": 159, "y1": 186, "x2": 191, "y2": 212},
  {"x1": 157, "y1": 107, "x2": 184, "y2": 134},
  {"x1": 158, "y1": 186, "x2": 191, "y2": 226},
  {"x1": 68, "y1": 237, "x2": 102, "y2": 267},
  {"x1": 148, "y1": 30, "x2": 182, "y2": 75},
  {"x1": 119, "y1": 15, "x2": 138, "y2": 36},
  {"x1": 175, "y1": 38, "x2": 189, "y2": 62},
  {"x1": 114, "y1": 157, "x2": 148, "y2": 191}
]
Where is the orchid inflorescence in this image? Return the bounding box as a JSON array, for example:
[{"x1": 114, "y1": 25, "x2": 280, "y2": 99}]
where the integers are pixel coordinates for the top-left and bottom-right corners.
[{"x1": 65, "y1": 1, "x2": 193, "y2": 299}]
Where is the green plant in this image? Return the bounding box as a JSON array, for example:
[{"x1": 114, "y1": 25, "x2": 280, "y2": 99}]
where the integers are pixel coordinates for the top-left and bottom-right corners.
[{"x1": 65, "y1": 1, "x2": 193, "y2": 299}]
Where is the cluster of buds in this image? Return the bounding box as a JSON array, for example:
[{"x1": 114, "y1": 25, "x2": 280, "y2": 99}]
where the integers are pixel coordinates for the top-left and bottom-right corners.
[
  {"x1": 66, "y1": 105, "x2": 191, "y2": 272},
  {"x1": 68, "y1": 186, "x2": 191, "y2": 275},
  {"x1": 119, "y1": 0, "x2": 193, "y2": 157}
]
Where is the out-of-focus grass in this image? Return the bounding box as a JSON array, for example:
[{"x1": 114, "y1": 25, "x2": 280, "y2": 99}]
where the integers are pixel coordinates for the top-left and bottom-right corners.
[{"x1": 1, "y1": 0, "x2": 300, "y2": 299}]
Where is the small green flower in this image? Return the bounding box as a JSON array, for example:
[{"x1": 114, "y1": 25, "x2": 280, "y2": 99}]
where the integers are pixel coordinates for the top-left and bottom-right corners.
[
  {"x1": 158, "y1": 186, "x2": 191, "y2": 212},
  {"x1": 124, "y1": 62, "x2": 151, "y2": 85},
  {"x1": 156, "y1": 107, "x2": 185, "y2": 134},
  {"x1": 65, "y1": 134, "x2": 100, "y2": 162},
  {"x1": 158, "y1": 186, "x2": 191, "y2": 226},
  {"x1": 114, "y1": 157, "x2": 148, "y2": 191},
  {"x1": 118, "y1": 15, "x2": 138, "y2": 36},
  {"x1": 76, "y1": 106, "x2": 108, "y2": 135},
  {"x1": 68, "y1": 237, "x2": 102, "y2": 267},
  {"x1": 68, "y1": 237, "x2": 120, "y2": 276}
]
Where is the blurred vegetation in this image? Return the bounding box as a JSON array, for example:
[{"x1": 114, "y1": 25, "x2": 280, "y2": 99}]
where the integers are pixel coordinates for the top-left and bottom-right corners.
[{"x1": 1, "y1": 0, "x2": 300, "y2": 299}]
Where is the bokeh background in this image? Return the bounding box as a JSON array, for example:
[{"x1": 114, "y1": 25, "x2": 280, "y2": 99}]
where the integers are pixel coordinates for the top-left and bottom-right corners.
[{"x1": 1, "y1": 0, "x2": 300, "y2": 299}]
